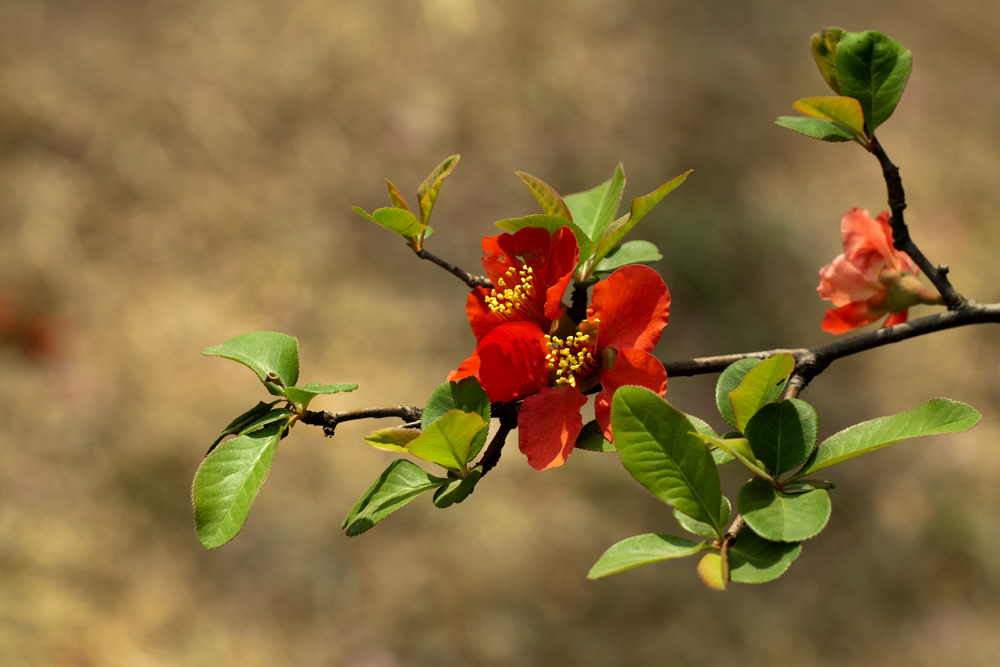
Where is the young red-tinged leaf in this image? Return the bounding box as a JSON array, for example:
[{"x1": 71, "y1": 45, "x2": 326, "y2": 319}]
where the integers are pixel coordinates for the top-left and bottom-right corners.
[
  {"x1": 835, "y1": 30, "x2": 912, "y2": 133},
  {"x1": 775, "y1": 116, "x2": 856, "y2": 143},
  {"x1": 612, "y1": 386, "x2": 728, "y2": 538},
  {"x1": 792, "y1": 96, "x2": 866, "y2": 139},
  {"x1": 739, "y1": 478, "x2": 831, "y2": 543},
  {"x1": 697, "y1": 552, "x2": 727, "y2": 591},
  {"x1": 588, "y1": 170, "x2": 691, "y2": 274},
  {"x1": 385, "y1": 178, "x2": 410, "y2": 211},
  {"x1": 728, "y1": 527, "x2": 802, "y2": 584},
  {"x1": 793, "y1": 398, "x2": 981, "y2": 479},
  {"x1": 342, "y1": 460, "x2": 446, "y2": 536},
  {"x1": 351, "y1": 206, "x2": 426, "y2": 240},
  {"x1": 204, "y1": 331, "x2": 300, "y2": 396},
  {"x1": 729, "y1": 353, "x2": 795, "y2": 433},
  {"x1": 515, "y1": 171, "x2": 573, "y2": 221},
  {"x1": 364, "y1": 427, "x2": 422, "y2": 452},
  {"x1": 564, "y1": 163, "x2": 626, "y2": 245},
  {"x1": 417, "y1": 154, "x2": 460, "y2": 226},
  {"x1": 193, "y1": 425, "x2": 282, "y2": 549},
  {"x1": 811, "y1": 28, "x2": 845, "y2": 94},
  {"x1": 406, "y1": 409, "x2": 486, "y2": 472},
  {"x1": 587, "y1": 533, "x2": 709, "y2": 579},
  {"x1": 284, "y1": 382, "x2": 358, "y2": 410}
]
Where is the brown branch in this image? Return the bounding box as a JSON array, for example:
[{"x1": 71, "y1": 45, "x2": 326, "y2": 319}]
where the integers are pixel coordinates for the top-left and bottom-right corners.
[
  {"x1": 477, "y1": 402, "x2": 520, "y2": 476},
  {"x1": 869, "y1": 137, "x2": 967, "y2": 310},
  {"x1": 414, "y1": 248, "x2": 492, "y2": 290},
  {"x1": 301, "y1": 404, "x2": 422, "y2": 437},
  {"x1": 662, "y1": 302, "x2": 1000, "y2": 392}
]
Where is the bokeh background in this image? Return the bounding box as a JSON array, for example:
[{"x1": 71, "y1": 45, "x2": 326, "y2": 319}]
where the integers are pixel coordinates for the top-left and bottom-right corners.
[{"x1": 2, "y1": 0, "x2": 1000, "y2": 665}]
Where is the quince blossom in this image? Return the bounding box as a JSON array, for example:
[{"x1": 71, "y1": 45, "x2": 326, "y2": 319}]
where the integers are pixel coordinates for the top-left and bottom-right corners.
[
  {"x1": 465, "y1": 226, "x2": 579, "y2": 341},
  {"x1": 817, "y1": 207, "x2": 941, "y2": 334},
  {"x1": 450, "y1": 264, "x2": 670, "y2": 470}
]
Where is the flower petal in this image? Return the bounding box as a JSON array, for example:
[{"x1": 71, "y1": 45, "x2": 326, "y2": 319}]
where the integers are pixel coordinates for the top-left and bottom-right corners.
[
  {"x1": 882, "y1": 309, "x2": 908, "y2": 328},
  {"x1": 518, "y1": 386, "x2": 588, "y2": 470},
  {"x1": 817, "y1": 254, "x2": 882, "y2": 306},
  {"x1": 594, "y1": 348, "x2": 668, "y2": 440},
  {"x1": 464, "y1": 287, "x2": 502, "y2": 342},
  {"x1": 587, "y1": 265, "x2": 670, "y2": 352},
  {"x1": 841, "y1": 207, "x2": 896, "y2": 269},
  {"x1": 448, "y1": 322, "x2": 549, "y2": 402},
  {"x1": 480, "y1": 227, "x2": 552, "y2": 285},
  {"x1": 542, "y1": 226, "x2": 579, "y2": 322},
  {"x1": 821, "y1": 301, "x2": 884, "y2": 334}
]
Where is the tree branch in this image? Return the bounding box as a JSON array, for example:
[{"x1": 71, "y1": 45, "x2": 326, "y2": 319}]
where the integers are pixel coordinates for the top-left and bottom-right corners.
[
  {"x1": 869, "y1": 137, "x2": 967, "y2": 310},
  {"x1": 301, "y1": 404, "x2": 422, "y2": 437},
  {"x1": 414, "y1": 248, "x2": 492, "y2": 290}
]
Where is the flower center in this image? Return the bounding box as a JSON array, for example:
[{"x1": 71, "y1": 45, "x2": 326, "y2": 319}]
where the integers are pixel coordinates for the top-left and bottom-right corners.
[
  {"x1": 544, "y1": 320, "x2": 600, "y2": 388},
  {"x1": 484, "y1": 264, "x2": 546, "y2": 324}
]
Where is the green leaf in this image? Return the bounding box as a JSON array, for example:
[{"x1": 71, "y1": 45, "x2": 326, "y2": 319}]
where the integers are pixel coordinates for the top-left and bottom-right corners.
[
  {"x1": 835, "y1": 30, "x2": 912, "y2": 133},
  {"x1": 563, "y1": 163, "x2": 626, "y2": 245},
  {"x1": 494, "y1": 214, "x2": 596, "y2": 269},
  {"x1": 284, "y1": 382, "x2": 358, "y2": 410},
  {"x1": 363, "y1": 427, "x2": 422, "y2": 452},
  {"x1": 342, "y1": 460, "x2": 446, "y2": 536},
  {"x1": 209, "y1": 400, "x2": 279, "y2": 453},
  {"x1": 691, "y1": 433, "x2": 771, "y2": 480},
  {"x1": 587, "y1": 533, "x2": 708, "y2": 579},
  {"x1": 697, "y1": 552, "x2": 727, "y2": 591},
  {"x1": 588, "y1": 170, "x2": 691, "y2": 273},
  {"x1": 575, "y1": 419, "x2": 615, "y2": 452},
  {"x1": 811, "y1": 28, "x2": 845, "y2": 94},
  {"x1": 744, "y1": 398, "x2": 818, "y2": 479},
  {"x1": 792, "y1": 96, "x2": 866, "y2": 139},
  {"x1": 407, "y1": 409, "x2": 486, "y2": 472},
  {"x1": 716, "y1": 359, "x2": 761, "y2": 431},
  {"x1": 204, "y1": 331, "x2": 300, "y2": 396},
  {"x1": 729, "y1": 353, "x2": 795, "y2": 433},
  {"x1": 612, "y1": 387, "x2": 728, "y2": 537},
  {"x1": 739, "y1": 478, "x2": 831, "y2": 542},
  {"x1": 728, "y1": 527, "x2": 802, "y2": 584},
  {"x1": 675, "y1": 496, "x2": 731, "y2": 539},
  {"x1": 432, "y1": 465, "x2": 483, "y2": 508},
  {"x1": 417, "y1": 154, "x2": 460, "y2": 226},
  {"x1": 351, "y1": 206, "x2": 426, "y2": 240},
  {"x1": 515, "y1": 171, "x2": 573, "y2": 220},
  {"x1": 775, "y1": 116, "x2": 856, "y2": 143},
  {"x1": 237, "y1": 408, "x2": 292, "y2": 436},
  {"x1": 795, "y1": 398, "x2": 981, "y2": 478},
  {"x1": 422, "y1": 378, "x2": 491, "y2": 460},
  {"x1": 593, "y1": 240, "x2": 662, "y2": 274},
  {"x1": 193, "y1": 425, "x2": 282, "y2": 549}
]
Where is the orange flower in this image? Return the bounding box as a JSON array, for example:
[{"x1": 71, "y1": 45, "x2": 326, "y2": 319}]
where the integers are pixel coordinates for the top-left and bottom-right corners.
[{"x1": 817, "y1": 208, "x2": 941, "y2": 334}]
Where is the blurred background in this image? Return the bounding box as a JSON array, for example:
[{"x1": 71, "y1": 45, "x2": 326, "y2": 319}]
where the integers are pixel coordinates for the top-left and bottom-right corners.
[{"x1": 2, "y1": 0, "x2": 999, "y2": 665}]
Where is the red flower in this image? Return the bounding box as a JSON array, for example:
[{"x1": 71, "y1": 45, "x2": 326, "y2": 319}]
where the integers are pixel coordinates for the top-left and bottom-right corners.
[
  {"x1": 450, "y1": 264, "x2": 670, "y2": 470},
  {"x1": 817, "y1": 208, "x2": 941, "y2": 334},
  {"x1": 464, "y1": 227, "x2": 579, "y2": 341}
]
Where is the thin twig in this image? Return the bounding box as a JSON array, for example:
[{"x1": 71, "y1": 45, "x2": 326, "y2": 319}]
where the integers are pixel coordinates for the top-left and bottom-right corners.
[
  {"x1": 869, "y1": 137, "x2": 966, "y2": 310},
  {"x1": 477, "y1": 402, "x2": 520, "y2": 476},
  {"x1": 301, "y1": 404, "x2": 422, "y2": 437},
  {"x1": 414, "y1": 248, "x2": 492, "y2": 289}
]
